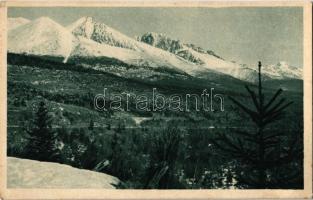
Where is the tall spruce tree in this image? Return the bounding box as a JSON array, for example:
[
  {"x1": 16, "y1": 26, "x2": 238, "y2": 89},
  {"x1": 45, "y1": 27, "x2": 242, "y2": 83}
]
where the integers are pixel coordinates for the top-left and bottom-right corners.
[
  {"x1": 212, "y1": 61, "x2": 302, "y2": 188},
  {"x1": 25, "y1": 101, "x2": 59, "y2": 162}
]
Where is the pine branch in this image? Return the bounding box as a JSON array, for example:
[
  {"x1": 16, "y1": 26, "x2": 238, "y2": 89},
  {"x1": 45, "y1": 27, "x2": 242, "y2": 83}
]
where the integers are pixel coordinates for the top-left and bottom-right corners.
[
  {"x1": 262, "y1": 113, "x2": 282, "y2": 126},
  {"x1": 264, "y1": 98, "x2": 287, "y2": 117},
  {"x1": 245, "y1": 85, "x2": 260, "y2": 112},
  {"x1": 264, "y1": 88, "x2": 283, "y2": 111},
  {"x1": 270, "y1": 102, "x2": 293, "y2": 117},
  {"x1": 229, "y1": 96, "x2": 260, "y2": 125}
]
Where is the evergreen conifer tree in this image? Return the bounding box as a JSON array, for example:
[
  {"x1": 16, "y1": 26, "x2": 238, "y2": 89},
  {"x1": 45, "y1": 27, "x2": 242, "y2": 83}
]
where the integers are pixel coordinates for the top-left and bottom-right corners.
[
  {"x1": 212, "y1": 61, "x2": 302, "y2": 188},
  {"x1": 25, "y1": 101, "x2": 59, "y2": 162}
]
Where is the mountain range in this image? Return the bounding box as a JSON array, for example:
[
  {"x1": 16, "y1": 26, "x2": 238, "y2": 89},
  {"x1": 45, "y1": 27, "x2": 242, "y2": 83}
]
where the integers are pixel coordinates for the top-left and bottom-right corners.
[{"x1": 7, "y1": 16, "x2": 302, "y2": 82}]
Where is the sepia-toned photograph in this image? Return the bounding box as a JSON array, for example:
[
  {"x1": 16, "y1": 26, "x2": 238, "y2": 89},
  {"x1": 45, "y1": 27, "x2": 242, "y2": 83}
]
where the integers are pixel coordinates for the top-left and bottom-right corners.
[{"x1": 0, "y1": 1, "x2": 312, "y2": 199}]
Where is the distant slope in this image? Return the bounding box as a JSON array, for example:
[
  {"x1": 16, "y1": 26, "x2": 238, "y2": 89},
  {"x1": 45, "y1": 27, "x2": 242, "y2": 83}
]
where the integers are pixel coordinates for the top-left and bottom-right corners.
[
  {"x1": 138, "y1": 32, "x2": 302, "y2": 81},
  {"x1": 138, "y1": 32, "x2": 261, "y2": 81},
  {"x1": 262, "y1": 61, "x2": 302, "y2": 80},
  {"x1": 7, "y1": 157, "x2": 120, "y2": 188}
]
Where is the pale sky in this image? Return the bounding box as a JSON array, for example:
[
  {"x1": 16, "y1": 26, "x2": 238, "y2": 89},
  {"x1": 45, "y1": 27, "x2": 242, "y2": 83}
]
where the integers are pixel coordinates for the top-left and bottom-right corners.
[{"x1": 9, "y1": 7, "x2": 303, "y2": 67}]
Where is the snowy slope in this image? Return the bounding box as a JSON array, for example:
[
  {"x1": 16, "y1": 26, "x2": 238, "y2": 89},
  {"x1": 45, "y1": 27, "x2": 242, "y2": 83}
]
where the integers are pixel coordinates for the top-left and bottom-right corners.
[
  {"x1": 71, "y1": 36, "x2": 199, "y2": 74},
  {"x1": 139, "y1": 32, "x2": 262, "y2": 81},
  {"x1": 8, "y1": 17, "x2": 75, "y2": 62},
  {"x1": 7, "y1": 157, "x2": 120, "y2": 188},
  {"x1": 71, "y1": 36, "x2": 143, "y2": 63},
  {"x1": 7, "y1": 16, "x2": 302, "y2": 82},
  {"x1": 67, "y1": 17, "x2": 204, "y2": 74},
  {"x1": 262, "y1": 61, "x2": 302, "y2": 79},
  {"x1": 139, "y1": 32, "x2": 303, "y2": 81},
  {"x1": 8, "y1": 17, "x2": 30, "y2": 30},
  {"x1": 68, "y1": 16, "x2": 138, "y2": 50}
]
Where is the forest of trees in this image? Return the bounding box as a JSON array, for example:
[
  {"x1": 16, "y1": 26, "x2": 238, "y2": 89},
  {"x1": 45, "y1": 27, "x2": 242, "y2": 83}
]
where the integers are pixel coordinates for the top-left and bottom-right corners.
[{"x1": 7, "y1": 61, "x2": 303, "y2": 189}]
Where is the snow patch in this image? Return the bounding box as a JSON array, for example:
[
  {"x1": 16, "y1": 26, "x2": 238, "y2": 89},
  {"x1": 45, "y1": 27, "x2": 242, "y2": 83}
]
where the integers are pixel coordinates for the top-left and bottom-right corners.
[{"x1": 7, "y1": 157, "x2": 120, "y2": 188}]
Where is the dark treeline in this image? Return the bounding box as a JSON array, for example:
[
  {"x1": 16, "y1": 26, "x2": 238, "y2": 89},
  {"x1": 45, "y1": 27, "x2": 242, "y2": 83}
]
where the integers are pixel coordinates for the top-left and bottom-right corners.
[{"x1": 7, "y1": 54, "x2": 303, "y2": 189}]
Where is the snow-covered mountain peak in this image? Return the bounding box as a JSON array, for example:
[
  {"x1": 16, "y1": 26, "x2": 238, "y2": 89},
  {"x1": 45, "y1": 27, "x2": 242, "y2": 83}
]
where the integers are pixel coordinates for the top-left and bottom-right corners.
[
  {"x1": 8, "y1": 17, "x2": 30, "y2": 30},
  {"x1": 8, "y1": 16, "x2": 303, "y2": 82},
  {"x1": 140, "y1": 32, "x2": 175, "y2": 43},
  {"x1": 139, "y1": 32, "x2": 255, "y2": 78},
  {"x1": 8, "y1": 17, "x2": 75, "y2": 61},
  {"x1": 67, "y1": 16, "x2": 95, "y2": 39},
  {"x1": 76, "y1": 16, "x2": 94, "y2": 23},
  {"x1": 68, "y1": 17, "x2": 138, "y2": 50},
  {"x1": 139, "y1": 32, "x2": 226, "y2": 63},
  {"x1": 33, "y1": 17, "x2": 59, "y2": 26},
  {"x1": 139, "y1": 32, "x2": 184, "y2": 53},
  {"x1": 262, "y1": 62, "x2": 302, "y2": 80}
]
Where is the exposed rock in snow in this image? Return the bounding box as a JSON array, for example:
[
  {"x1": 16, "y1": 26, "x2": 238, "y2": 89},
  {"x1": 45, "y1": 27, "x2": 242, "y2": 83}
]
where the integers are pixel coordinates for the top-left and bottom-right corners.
[
  {"x1": 68, "y1": 16, "x2": 138, "y2": 50},
  {"x1": 139, "y1": 32, "x2": 185, "y2": 54},
  {"x1": 7, "y1": 157, "x2": 120, "y2": 188},
  {"x1": 139, "y1": 32, "x2": 223, "y2": 63},
  {"x1": 8, "y1": 17, "x2": 30, "y2": 30},
  {"x1": 139, "y1": 32, "x2": 261, "y2": 81},
  {"x1": 8, "y1": 17, "x2": 75, "y2": 62},
  {"x1": 68, "y1": 16, "x2": 95, "y2": 39},
  {"x1": 139, "y1": 32, "x2": 303, "y2": 81}
]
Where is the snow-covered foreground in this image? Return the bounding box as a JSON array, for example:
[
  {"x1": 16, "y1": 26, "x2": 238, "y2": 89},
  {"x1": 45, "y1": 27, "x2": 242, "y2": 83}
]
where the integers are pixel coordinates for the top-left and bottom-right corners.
[{"x1": 7, "y1": 157, "x2": 120, "y2": 188}]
